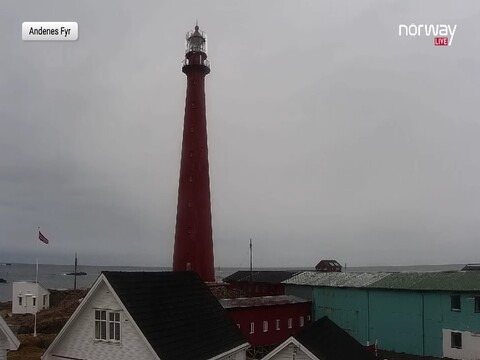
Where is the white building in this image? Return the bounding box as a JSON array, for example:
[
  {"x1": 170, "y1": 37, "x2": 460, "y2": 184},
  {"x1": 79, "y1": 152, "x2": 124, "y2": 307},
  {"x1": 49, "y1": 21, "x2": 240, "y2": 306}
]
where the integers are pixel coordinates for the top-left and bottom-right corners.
[
  {"x1": 42, "y1": 271, "x2": 249, "y2": 360},
  {"x1": 0, "y1": 315, "x2": 20, "y2": 360},
  {"x1": 12, "y1": 281, "x2": 50, "y2": 314}
]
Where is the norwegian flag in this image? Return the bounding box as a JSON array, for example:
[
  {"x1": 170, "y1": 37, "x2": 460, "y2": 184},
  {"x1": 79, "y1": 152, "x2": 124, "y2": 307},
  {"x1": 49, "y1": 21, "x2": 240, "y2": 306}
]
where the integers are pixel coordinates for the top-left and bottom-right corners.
[{"x1": 38, "y1": 230, "x2": 49, "y2": 244}]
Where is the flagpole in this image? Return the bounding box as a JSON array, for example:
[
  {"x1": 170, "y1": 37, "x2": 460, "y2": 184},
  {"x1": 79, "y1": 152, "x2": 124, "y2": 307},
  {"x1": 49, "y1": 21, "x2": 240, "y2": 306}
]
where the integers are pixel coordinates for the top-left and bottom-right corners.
[{"x1": 34, "y1": 226, "x2": 39, "y2": 337}]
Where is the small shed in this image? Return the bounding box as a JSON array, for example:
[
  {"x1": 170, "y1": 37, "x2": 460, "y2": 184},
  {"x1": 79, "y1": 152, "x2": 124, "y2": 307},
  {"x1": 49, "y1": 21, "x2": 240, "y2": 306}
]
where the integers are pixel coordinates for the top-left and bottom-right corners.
[
  {"x1": 0, "y1": 315, "x2": 20, "y2": 360},
  {"x1": 12, "y1": 281, "x2": 50, "y2": 314},
  {"x1": 315, "y1": 260, "x2": 342, "y2": 272}
]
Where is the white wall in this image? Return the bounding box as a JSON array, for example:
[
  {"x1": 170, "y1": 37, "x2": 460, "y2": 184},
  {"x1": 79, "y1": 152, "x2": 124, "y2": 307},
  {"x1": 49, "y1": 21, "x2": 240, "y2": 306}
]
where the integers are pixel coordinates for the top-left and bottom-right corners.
[
  {"x1": 443, "y1": 328, "x2": 480, "y2": 360},
  {"x1": 43, "y1": 281, "x2": 157, "y2": 360},
  {"x1": 12, "y1": 282, "x2": 49, "y2": 314},
  {"x1": 269, "y1": 343, "x2": 313, "y2": 360}
]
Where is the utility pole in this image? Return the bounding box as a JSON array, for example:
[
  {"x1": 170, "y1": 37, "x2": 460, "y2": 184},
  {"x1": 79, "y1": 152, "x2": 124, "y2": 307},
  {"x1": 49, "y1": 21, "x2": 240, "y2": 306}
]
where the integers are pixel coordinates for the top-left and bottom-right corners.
[{"x1": 249, "y1": 238, "x2": 253, "y2": 297}]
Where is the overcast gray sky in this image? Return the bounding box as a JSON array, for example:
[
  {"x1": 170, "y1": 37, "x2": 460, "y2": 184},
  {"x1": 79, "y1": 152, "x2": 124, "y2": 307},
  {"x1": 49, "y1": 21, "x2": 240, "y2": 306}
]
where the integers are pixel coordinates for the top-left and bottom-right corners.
[{"x1": 1, "y1": 1, "x2": 479, "y2": 268}]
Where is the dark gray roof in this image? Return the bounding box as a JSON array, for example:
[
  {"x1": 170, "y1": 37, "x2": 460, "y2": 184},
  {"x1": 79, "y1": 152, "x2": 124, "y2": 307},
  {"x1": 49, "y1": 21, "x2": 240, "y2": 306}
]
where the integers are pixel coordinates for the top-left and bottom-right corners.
[
  {"x1": 103, "y1": 271, "x2": 246, "y2": 360},
  {"x1": 223, "y1": 270, "x2": 300, "y2": 284},
  {"x1": 462, "y1": 264, "x2": 480, "y2": 271},
  {"x1": 219, "y1": 295, "x2": 310, "y2": 309},
  {"x1": 295, "y1": 317, "x2": 376, "y2": 360}
]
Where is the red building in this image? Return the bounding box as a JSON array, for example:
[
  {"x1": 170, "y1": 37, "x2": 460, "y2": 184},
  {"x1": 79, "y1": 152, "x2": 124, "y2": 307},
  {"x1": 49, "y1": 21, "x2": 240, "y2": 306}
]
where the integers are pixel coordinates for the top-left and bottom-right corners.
[
  {"x1": 219, "y1": 295, "x2": 311, "y2": 350},
  {"x1": 173, "y1": 24, "x2": 215, "y2": 282},
  {"x1": 315, "y1": 260, "x2": 342, "y2": 272},
  {"x1": 223, "y1": 271, "x2": 299, "y2": 297}
]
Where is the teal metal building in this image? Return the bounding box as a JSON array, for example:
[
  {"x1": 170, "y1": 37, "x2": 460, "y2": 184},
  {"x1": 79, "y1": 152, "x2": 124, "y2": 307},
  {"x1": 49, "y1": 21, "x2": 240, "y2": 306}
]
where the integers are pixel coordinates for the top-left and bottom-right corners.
[{"x1": 284, "y1": 271, "x2": 480, "y2": 360}]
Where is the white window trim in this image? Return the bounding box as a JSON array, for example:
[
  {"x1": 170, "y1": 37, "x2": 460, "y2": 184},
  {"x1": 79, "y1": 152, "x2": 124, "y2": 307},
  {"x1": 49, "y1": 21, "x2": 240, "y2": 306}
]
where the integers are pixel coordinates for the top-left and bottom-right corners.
[
  {"x1": 94, "y1": 309, "x2": 122, "y2": 343},
  {"x1": 250, "y1": 322, "x2": 255, "y2": 334},
  {"x1": 94, "y1": 309, "x2": 107, "y2": 341},
  {"x1": 263, "y1": 321, "x2": 268, "y2": 332},
  {"x1": 300, "y1": 316, "x2": 304, "y2": 327},
  {"x1": 288, "y1": 318, "x2": 292, "y2": 329},
  {"x1": 276, "y1": 319, "x2": 280, "y2": 330},
  {"x1": 109, "y1": 312, "x2": 121, "y2": 341}
]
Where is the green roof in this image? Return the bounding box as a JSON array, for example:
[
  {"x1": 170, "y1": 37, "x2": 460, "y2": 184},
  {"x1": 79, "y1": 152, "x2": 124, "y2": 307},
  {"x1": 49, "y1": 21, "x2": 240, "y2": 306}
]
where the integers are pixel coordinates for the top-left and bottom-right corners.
[{"x1": 367, "y1": 271, "x2": 480, "y2": 292}]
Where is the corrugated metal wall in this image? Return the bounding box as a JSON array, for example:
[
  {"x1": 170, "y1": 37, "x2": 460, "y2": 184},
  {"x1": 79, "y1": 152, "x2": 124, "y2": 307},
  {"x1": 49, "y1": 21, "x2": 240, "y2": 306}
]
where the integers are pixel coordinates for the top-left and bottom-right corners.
[{"x1": 286, "y1": 284, "x2": 480, "y2": 358}]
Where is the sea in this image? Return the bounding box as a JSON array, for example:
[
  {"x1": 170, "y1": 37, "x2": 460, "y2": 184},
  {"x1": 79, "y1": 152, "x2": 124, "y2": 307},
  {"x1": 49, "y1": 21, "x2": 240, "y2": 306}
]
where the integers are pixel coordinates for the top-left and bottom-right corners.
[{"x1": 0, "y1": 262, "x2": 465, "y2": 302}]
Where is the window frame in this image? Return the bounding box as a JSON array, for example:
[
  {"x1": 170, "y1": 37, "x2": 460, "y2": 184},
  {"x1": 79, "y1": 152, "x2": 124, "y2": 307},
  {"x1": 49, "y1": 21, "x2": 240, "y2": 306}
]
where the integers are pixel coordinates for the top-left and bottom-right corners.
[
  {"x1": 263, "y1": 320, "x2": 268, "y2": 332},
  {"x1": 451, "y1": 295, "x2": 461, "y2": 312},
  {"x1": 109, "y1": 312, "x2": 121, "y2": 341},
  {"x1": 288, "y1": 317, "x2": 293, "y2": 329},
  {"x1": 475, "y1": 297, "x2": 480, "y2": 313},
  {"x1": 18, "y1": 296, "x2": 22, "y2": 306},
  {"x1": 299, "y1": 316, "x2": 305, "y2": 327},
  {"x1": 95, "y1": 310, "x2": 107, "y2": 340},
  {"x1": 451, "y1": 331, "x2": 462, "y2": 349},
  {"x1": 250, "y1": 322, "x2": 255, "y2": 334},
  {"x1": 94, "y1": 309, "x2": 121, "y2": 342},
  {"x1": 276, "y1": 319, "x2": 280, "y2": 330}
]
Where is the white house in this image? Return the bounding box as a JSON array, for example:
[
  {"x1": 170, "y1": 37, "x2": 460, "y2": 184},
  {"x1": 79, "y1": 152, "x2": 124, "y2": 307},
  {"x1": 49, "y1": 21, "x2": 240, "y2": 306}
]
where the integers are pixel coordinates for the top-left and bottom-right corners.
[
  {"x1": 0, "y1": 315, "x2": 20, "y2": 360},
  {"x1": 12, "y1": 281, "x2": 50, "y2": 314},
  {"x1": 262, "y1": 317, "x2": 376, "y2": 360},
  {"x1": 42, "y1": 271, "x2": 249, "y2": 360}
]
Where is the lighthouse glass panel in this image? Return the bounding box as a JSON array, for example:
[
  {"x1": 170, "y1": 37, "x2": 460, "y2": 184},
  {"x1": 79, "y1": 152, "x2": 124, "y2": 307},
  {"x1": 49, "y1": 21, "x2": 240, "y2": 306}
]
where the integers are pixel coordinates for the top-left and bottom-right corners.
[{"x1": 186, "y1": 31, "x2": 206, "y2": 53}]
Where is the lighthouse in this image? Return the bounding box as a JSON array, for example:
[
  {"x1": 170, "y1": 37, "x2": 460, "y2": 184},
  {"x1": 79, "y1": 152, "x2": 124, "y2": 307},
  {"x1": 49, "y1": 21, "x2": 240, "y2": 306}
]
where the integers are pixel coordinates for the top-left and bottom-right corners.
[{"x1": 173, "y1": 24, "x2": 215, "y2": 282}]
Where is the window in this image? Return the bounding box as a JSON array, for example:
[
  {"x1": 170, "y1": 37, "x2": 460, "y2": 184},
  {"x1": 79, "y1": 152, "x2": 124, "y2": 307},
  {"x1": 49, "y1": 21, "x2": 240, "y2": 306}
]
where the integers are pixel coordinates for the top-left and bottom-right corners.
[
  {"x1": 451, "y1": 295, "x2": 461, "y2": 311},
  {"x1": 299, "y1": 316, "x2": 304, "y2": 327},
  {"x1": 288, "y1": 318, "x2": 292, "y2": 329},
  {"x1": 33, "y1": 297, "x2": 36, "y2": 307},
  {"x1": 43, "y1": 294, "x2": 47, "y2": 306},
  {"x1": 237, "y1": 324, "x2": 240, "y2": 329},
  {"x1": 475, "y1": 297, "x2": 480, "y2": 313},
  {"x1": 307, "y1": 315, "x2": 311, "y2": 321},
  {"x1": 276, "y1": 319, "x2": 280, "y2": 330},
  {"x1": 95, "y1": 310, "x2": 107, "y2": 340},
  {"x1": 263, "y1": 321, "x2": 268, "y2": 332},
  {"x1": 95, "y1": 310, "x2": 121, "y2": 341},
  {"x1": 451, "y1": 332, "x2": 462, "y2": 349},
  {"x1": 109, "y1": 312, "x2": 121, "y2": 341},
  {"x1": 250, "y1": 322, "x2": 254, "y2": 334},
  {"x1": 18, "y1": 296, "x2": 22, "y2": 306}
]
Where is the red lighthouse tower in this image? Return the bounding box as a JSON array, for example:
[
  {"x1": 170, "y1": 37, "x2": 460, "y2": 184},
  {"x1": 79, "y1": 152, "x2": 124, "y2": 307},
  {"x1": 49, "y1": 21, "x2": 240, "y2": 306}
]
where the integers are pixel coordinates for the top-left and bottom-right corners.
[{"x1": 173, "y1": 24, "x2": 215, "y2": 282}]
